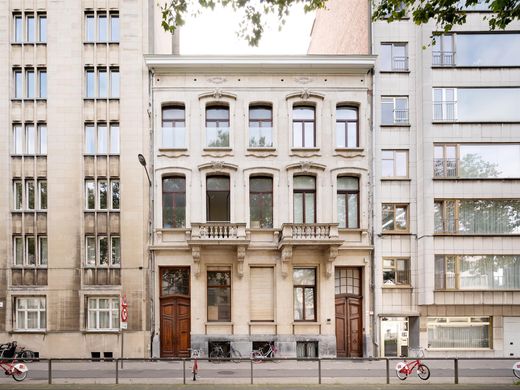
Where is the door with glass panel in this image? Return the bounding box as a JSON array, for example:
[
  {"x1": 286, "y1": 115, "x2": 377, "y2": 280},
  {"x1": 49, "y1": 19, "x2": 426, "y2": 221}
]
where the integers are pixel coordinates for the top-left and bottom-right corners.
[
  {"x1": 160, "y1": 267, "x2": 190, "y2": 357},
  {"x1": 335, "y1": 267, "x2": 363, "y2": 357}
]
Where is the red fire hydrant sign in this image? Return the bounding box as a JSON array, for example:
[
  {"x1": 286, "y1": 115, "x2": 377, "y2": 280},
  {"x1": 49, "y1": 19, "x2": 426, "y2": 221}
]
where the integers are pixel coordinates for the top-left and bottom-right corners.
[{"x1": 121, "y1": 294, "x2": 128, "y2": 329}]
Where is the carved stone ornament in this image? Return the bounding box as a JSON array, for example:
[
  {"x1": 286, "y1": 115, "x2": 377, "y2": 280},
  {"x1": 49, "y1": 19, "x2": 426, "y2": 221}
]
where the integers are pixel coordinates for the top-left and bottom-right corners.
[
  {"x1": 300, "y1": 161, "x2": 312, "y2": 172},
  {"x1": 301, "y1": 89, "x2": 310, "y2": 100},
  {"x1": 208, "y1": 76, "x2": 227, "y2": 85},
  {"x1": 211, "y1": 161, "x2": 224, "y2": 171},
  {"x1": 236, "y1": 246, "x2": 246, "y2": 278},
  {"x1": 192, "y1": 246, "x2": 201, "y2": 277},
  {"x1": 212, "y1": 89, "x2": 223, "y2": 100},
  {"x1": 295, "y1": 77, "x2": 312, "y2": 85},
  {"x1": 281, "y1": 246, "x2": 293, "y2": 278},
  {"x1": 326, "y1": 247, "x2": 339, "y2": 278}
]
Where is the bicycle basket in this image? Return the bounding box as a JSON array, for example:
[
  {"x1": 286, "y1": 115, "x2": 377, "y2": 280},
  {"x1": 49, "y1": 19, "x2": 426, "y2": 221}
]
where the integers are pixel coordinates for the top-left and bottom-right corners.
[{"x1": 408, "y1": 348, "x2": 424, "y2": 358}]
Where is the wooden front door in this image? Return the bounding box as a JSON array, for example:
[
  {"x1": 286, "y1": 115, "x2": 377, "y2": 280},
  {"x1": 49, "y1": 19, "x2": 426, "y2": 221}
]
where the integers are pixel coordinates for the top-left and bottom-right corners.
[
  {"x1": 335, "y1": 267, "x2": 363, "y2": 357},
  {"x1": 160, "y1": 267, "x2": 190, "y2": 357}
]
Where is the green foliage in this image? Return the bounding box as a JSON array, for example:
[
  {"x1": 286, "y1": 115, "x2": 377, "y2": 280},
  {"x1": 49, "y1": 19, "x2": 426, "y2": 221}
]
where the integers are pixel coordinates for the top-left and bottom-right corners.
[
  {"x1": 372, "y1": 0, "x2": 520, "y2": 38},
  {"x1": 160, "y1": 0, "x2": 327, "y2": 46}
]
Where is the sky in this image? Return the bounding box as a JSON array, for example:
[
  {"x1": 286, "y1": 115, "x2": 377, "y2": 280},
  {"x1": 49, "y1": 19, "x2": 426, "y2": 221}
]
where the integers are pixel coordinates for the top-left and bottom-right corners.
[{"x1": 179, "y1": 4, "x2": 315, "y2": 55}]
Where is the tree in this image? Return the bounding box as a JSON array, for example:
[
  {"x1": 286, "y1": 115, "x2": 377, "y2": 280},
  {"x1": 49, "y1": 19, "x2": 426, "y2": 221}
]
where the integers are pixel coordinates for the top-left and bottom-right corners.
[
  {"x1": 160, "y1": 0, "x2": 327, "y2": 46},
  {"x1": 372, "y1": 0, "x2": 520, "y2": 36}
]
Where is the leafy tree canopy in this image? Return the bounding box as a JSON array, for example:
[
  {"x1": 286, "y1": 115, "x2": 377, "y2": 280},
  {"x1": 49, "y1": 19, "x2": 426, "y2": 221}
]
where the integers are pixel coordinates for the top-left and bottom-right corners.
[{"x1": 160, "y1": 0, "x2": 327, "y2": 47}]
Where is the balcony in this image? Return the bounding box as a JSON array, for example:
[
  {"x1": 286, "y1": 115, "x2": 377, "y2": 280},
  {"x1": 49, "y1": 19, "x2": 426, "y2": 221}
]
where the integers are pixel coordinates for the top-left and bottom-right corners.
[
  {"x1": 432, "y1": 51, "x2": 455, "y2": 67},
  {"x1": 278, "y1": 223, "x2": 343, "y2": 247}
]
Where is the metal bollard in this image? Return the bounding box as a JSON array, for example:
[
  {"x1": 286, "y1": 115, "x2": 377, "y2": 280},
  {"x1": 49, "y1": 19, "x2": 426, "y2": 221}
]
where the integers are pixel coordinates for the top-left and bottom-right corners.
[
  {"x1": 318, "y1": 359, "x2": 322, "y2": 384},
  {"x1": 183, "y1": 359, "x2": 186, "y2": 384},
  {"x1": 115, "y1": 359, "x2": 119, "y2": 384},
  {"x1": 250, "y1": 358, "x2": 254, "y2": 384},
  {"x1": 454, "y1": 358, "x2": 459, "y2": 384},
  {"x1": 48, "y1": 359, "x2": 52, "y2": 384},
  {"x1": 386, "y1": 358, "x2": 390, "y2": 384}
]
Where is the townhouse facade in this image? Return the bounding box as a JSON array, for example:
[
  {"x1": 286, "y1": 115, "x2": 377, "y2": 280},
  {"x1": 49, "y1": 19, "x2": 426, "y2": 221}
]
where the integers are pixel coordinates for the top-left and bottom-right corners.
[{"x1": 311, "y1": 0, "x2": 520, "y2": 358}]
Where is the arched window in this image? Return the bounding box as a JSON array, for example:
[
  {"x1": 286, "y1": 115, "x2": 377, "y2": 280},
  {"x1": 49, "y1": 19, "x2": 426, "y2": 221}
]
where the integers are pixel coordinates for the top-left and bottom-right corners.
[
  {"x1": 162, "y1": 176, "x2": 186, "y2": 228},
  {"x1": 337, "y1": 176, "x2": 359, "y2": 228}
]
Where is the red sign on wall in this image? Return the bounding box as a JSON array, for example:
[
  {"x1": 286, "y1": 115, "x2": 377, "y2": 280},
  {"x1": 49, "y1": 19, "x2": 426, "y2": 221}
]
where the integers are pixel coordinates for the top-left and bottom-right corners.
[{"x1": 121, "y1": 294, "x2": 128, "y2": 323}]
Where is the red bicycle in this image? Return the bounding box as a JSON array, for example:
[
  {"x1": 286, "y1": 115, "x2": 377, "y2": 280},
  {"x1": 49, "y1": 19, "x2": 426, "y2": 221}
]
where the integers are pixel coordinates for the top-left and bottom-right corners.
[
  {"x1": 0, "y1": 341, "x2": 29, "y2": 381},
  {"x1": 395, "y1": 348, "x2": 430, "y2": 380}
]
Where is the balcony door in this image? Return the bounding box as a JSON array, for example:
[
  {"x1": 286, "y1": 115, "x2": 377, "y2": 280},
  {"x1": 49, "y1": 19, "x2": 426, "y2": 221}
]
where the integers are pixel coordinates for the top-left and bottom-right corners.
[
  {"x1": 293, "y1": 175, "x2": 316, "y2": 223},
  {"x1": 206, "y1": 176, "x2": 230, "y2": 222}
]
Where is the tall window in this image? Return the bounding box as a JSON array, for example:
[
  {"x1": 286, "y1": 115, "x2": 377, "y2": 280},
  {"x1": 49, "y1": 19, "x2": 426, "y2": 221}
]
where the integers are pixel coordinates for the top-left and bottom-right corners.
[
  {"x1": 15, "y1": 297, "x2": 46, "y2": 330},
  {"x1": 162, "y1": 177, "x2": 186, "y2": 228},
  {"x1": 87, "y1": 297, "x2": 119, "y2": 330},
  {"x1": 13, "y1": 236, "x2": 47, "y2": 267},
  {"x1": 13, "y1": 12, "x2": 46, "y2": 43},
  {"x1": 206, "y1": 105, "x2": 230, "y2": 147},
  {"x1": 85, "y1": 67, "x2": 119, "y2": 98},
  {"x1": 432, "y1": 34, "x2": 455, "y2": 66},
  {"x1": 435, "y1": 255, "x2": 520, "y2": 290},
  {"x1": 336, "y1": 106, "x2": 358, "y2": 148},
  {"x1": 293, "y1": 268, "x2": 316, "y2": 321},
  {"x1": 337, "y1": 176, "x2": 359, "y2": 228},
  {"x1": 383, "y1": 258, "x2": 410, "y2": 286},
  {"x1": 162, "y1": 105, "x2": 186, "y2": 148},
  {"x1": 380, "y1": 43, "x2": 408, "y2": 71},
  {"x1": 14, "y1": 14, "x2": 22, "y2": 43},
  {"x1": 434, "y1": 199, "x2": 520, "y2": 234},
  {"x1": 293, "y1": 176, "x2": 316, "y2": 223},
  {"x1": 12, "y1": 123, "x2": 47, "y2": 155},
  {"x1": 13, "y1": 179, "x2": 46, "y2": 211},
  {"x1": 85, "y1": 123, "x2": 119, "y2": 154},
  {"x1": 85, "y1": 179, "x2": 120, "y2": 210},
  {"x1": 249, "y1": 176, "x2": 273, "y2": 228},
  {"x1": 381, "y1": 97, "x2": 408, "y2": 125},
  {"x1": 249, "y1": 105, "x2": 273, "y2": 147},
  {"x1": 207, "y1": 271, "x2": 231, "y2": 322},
  {"x1": 382, "y1": 150, "x2": 408, "y2": 178},
  {"x1": 428, "y1": 317, "x2": 491, "y2": 349},
  {"x1": 382, "y1": 203, "x2": 409, "y2": 233},
  {"x1": 85, "y1": 235, "x2": 120, "y2": 266},
  {"x1": 85, "y1": 11, "x2": 119, "y2": 43},
  {"x1": 14, "y1": 70, "x2": 22, "y2": 98},
  {"x1": 293, "y1": 106, "x2": 315, "y2": 148},
  {"x1": 13, "y1": 67, "x2": 46, "y2": 99},
  {"x1": 206, "y1": 176, "x2": 230, "y2": 222},
  {"x1": 433, "y1": 88, "x2": 457, "y2": 121}
]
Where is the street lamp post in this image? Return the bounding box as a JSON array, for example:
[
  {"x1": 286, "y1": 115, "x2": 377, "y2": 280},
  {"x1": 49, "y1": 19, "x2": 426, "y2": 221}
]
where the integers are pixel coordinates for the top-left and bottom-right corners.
[{"x1": 138, "y1": 153, "x2": 152, "y2": 187}]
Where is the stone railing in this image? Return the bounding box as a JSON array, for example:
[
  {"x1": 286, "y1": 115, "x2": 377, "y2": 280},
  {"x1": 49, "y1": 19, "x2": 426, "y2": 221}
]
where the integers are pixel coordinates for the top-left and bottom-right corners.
[
  {"x1": 279, "y1": 223, "x2": 340, "y2": 241},
  {"x1": 190, "y1": 222, "x2": 248, "y2": 240}
]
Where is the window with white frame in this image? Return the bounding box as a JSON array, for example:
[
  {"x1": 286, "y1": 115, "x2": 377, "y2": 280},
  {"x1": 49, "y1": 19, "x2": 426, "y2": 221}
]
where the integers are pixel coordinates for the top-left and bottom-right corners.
[
  {"x1": 381, "y1": 150, "x2": 408, "y2": 178},
  {"x1": 381, "y1": 96, "x2": 409, "y2": 125},
  {"x1": 380, "y1": 43, "x2": 409, "y2": 71},
  {"x1": 85, "y1": 179, "x2": 120, "y2": 210},
  {"x1": 427, "y1": 317, "x2": 491, "y2": 349},
  {"x1": 249, "y1": 105, "x2": 273, "y2": 147},
  {"x1": 433, "y1": 88, "x2": 457, "y2": 121},
  {"x1": 292, "y1": 106, "x2": 316, "y2": 148},
  {"x1": 336, "y1": 106, "x2": 358, "y2": 148},
  {"x1": 383, "y1": 258, "x2": 410, "y2": 286},
  {"x1": 15, "y1": 297, "x2": 46, "y2": 330},
  {"x1": 13, "y1": 12, "x2": 46, "y2": 44},
  {"x1": 162, "y1": 105, "x2": 186, "y2": 148},
  {"x1": 85, "y1": 67, "x2": 119, "y2": 98},
  {"x1": 85, "y1": 235, "x2": 120, "y2": 266},
  {"x1": 85, "y1": 11, "x2": 119, "y2": 43},
  {"x1": 206, "y1": 105, "x2": 230, "y2": 148},
  {"x1": 13, "y1": 236, "x2": 47, "y2": 267},
  {"x1": 13, "y1": 67, "x2": 46, "y2": 99},
  {"x1": 85, "y1": 123, "x2": 120, "y2": 154},
  {"x1": 87, "y1": 297, "x2": 120, "y2": 330},
  {"x1": 13, "y1": 179, "x2": 47, "y2": 211}
]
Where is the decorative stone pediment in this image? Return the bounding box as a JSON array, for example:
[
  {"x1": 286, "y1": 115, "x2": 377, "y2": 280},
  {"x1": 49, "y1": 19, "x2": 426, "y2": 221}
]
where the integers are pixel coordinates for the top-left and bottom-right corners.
[
  {"x1": 198, "y1": 161, "x2": 238, "y2": 172},
  {"x1": 285, "y1": 89, "x2": 324, "y2": 101},
  {"x1": 199, "y1": 89, "x2": 237, "y2": 101},
  {"x1": 285, "y1": 161, "x2": 326, "y2": 173}
]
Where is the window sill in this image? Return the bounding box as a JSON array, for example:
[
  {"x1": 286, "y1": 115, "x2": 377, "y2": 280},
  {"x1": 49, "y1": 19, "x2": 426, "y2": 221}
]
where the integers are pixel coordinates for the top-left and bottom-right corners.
[
  {"x1": 83, "y1": 209, "x2": 120, "y2": 213},
  {"x1": 84, "y1": 41, "x2": 120, "y2": 45},
  {"x1": 158, "y1": 147, "x2": 188, "y2": 152},
  {"x1": 381, "y1": 178, "x2": 411, "y2": 181},
  {"x1": 203, "y1": 147, "x2": 232, "y2": 151},
  {"x1": 11, "y1": 98, "x2": 47, "y2": 102},
  {"x1": 249, "y1": 321, "x2": 276, "y2": 325},
  {"x1": 382, "y1": 285, "x2": 412, "y2": 289},
  {"x1": 247, "y1": 147, "x2": 276, "y2": 152},
  {"x1": 380, "y1": 124, "x2": 411, "y2": 128},
  {"x1": 205, "y1": 322, "x2": 233, "y2": 326},
  {"x1": 10, "y1": 330, "x2": 47, "y2": 334},
  {"x1": 11, "y1": 154, "x2": 47, "y2": 158},
  {"x1": 83, "y1": 153, "x2": 121, "y2": 157},
  {"x1": 380, "y1": 70, "x2": 411, "y2": 74},
  {"x1": 292, "y1": 321, "x2": 319, "y2": 325},
  {"x1": 338, "y1": 228, "x2": 365, "y2": 232},
  {"x1": 83, "y1": 265, "x2": 121, "y2": 269},
  {"x1": 381, "y1": 232, "x2": 411, "y2": 236},
  {"x1": 10, "y1": 42, "x2": 47, "y2": 46},
  {"x1": 11, "y1": 266, "x2": 48, "y2": 269},
  {"x1": 334, "y1": 147, "x2": 364, "y2": 152},
  {"x1": 291, "y1": 148, "x2": 319, "y2": 152},
  {"x1": 83, "y1": 98, "x2": 120, "y2": 101},
  {"x1": 83, "y1": 330, "x2": 120, "y2": 334}
]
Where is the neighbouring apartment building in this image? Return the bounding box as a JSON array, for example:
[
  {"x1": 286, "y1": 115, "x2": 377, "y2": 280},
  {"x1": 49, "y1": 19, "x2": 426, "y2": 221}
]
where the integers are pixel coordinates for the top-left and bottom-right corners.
[
  {"x1": 144, "y1": 55, "x2": 376, "y2": 358},
  {"x1": 0, "y1": 0, "x2": 173, "y2": 358},
  {"x1": 311, "y1": 0, "x2": 520, "y2": 357}
]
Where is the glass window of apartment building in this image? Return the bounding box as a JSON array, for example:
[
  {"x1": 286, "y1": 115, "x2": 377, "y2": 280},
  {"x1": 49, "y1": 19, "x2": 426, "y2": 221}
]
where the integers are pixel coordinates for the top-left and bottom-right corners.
[
  {"x1": 380, "y1": 42, "x2": 408, "y2": 71},
  {"x1": 337, "y1": 176, "x2": 359, "y2": 228},
  {"x1": 26, "y1": 14, "x2": 35, "y2": 42},
  {"x1": 15, "y1": 297, "x2": 46, "y2": 330},
  {"x1": 162, "y1": 176, "x2": 186, "y2": 228},
  {"x1": 38, "y1": 14, "x2": 46, "y2": 42},
  {"x1": 85, "y1": 180, "x2": 120, "y2": 210},
  {"x1": 12, "y1": 123, "x2": 46, "y2": 156},
  {"x1": 206, "y1": 176, "x2": 230, "y2": 222},
  {"x1": 293, "y1": 268, "x2": 316, "y2": 321},
  {"x1": 162, "y1": 105, "x2": 186, "y2": 148},
  {"x1": 249, "y1": 105, "x2": 273, "y2": 147},
  {"x1": 382, "y1": 203, "x2": 409, "y2": 233},
  {"x1": 206, "y1": 105, "x2": 230, "y2": 147},
  {"x1": 14, "y1": 69, "x2": 22, "y2": 98},
  {"x1": 381, "y1": 96, "x2": 408, "y2": 125},
  {"x1": 383, "y1": 258, "x2": 410, "y2": 286},
  {"x1": 250, "y1": 176, "x2": 273, "y2": 228},
  {"x1": 12, "y1": 13, "x2": 46, "y2": 43},
  {"x1": 434, "y1": 144, "x2": 520, "y2": 178},
  {"x1": 85, "y1": 235, "x2": 120, "y2": 266},
  {"x1": 293, "y1": 175, "x2": 316, "y2": 223},
  {"x1": 434, "y1": 199, "x2": 520, "y2": 234},
  {"x1": 13, "y1": 236, "x2": 47, "y2": 267},
  {"x1": 435, "y1": 255, "x2": 520, "y2": 290},
  {"x1": 336, "y1": 106, "x2": 358, "y2": 148},
  {"x1": 335, "y1": 268, "x2": 361, "y2": 295},
  {"x1": 434, "y1": 33, "x2": 520, "y2": 67},
  {"x1": 87, "y1": 297, "x2": 119, "y2": 330},
  {"x1": 427, "y1": 317, "x2": 491, "y2": 349},
  {"x1": 85, "y1": 68, "x2": 119, "y2": 99},
  {"x1": 85, "y1": 11, "x2": 119, "y2": 43},
  {"x1": 85, "y1": 123, "x2": 119, "y2": 154},
  {"x1": 207, "y1": 270, "x2": 231, "y2": 322},
  {"x1": 382, "y1": 150, "x2": 408, "y2": 178},
  {"x1": 433, "y1": 87, "x2": 520, "y2": 122},
  {"x1": 293, "y1": 106, "x2": 315, "y2": 148},
  {"x1": 13, "y1": 14, "x2": 22, "y2": 42}
]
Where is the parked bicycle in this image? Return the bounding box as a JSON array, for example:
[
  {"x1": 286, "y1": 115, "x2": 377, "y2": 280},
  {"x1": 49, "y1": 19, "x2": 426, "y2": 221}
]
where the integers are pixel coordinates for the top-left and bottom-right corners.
[
  {"x1": 15, "y1": 345, "x2": 36, "y2": 363},
  {"x1": 395, "y1": 348, "x2": 430, "y2": 380},
  {"x1": 513, "y1": 361, "x2": 520, "y2": 379},
  {"x1": 0, "y1": 341, "x2": 29, "y2": 382},
  {"x1": 209, "y1": 344, "x2": 242, "y2": 363},
  {"x1": 189, "y1": 348, "x2": 201, "y2": 381},
  {"x1": 251, "y1": 342, "x2": 279, "y2": 363}
]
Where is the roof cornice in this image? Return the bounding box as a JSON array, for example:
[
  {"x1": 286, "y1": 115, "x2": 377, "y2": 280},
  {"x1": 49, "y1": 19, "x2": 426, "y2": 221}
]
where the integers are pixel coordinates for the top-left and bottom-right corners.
[{"x1": 144, "y1": 55, "x2": 376, "y2": 73}]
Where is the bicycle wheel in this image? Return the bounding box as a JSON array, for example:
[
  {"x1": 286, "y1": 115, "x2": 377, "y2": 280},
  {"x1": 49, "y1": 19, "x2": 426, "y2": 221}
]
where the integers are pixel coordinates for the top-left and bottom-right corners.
[
  {"x1": 19, "y1": 350, "x2": 35, "y2": 363},
  {"x1": 231, "y1": 350, "x2": 242, "y2": 363},
  {"x1": 209, "y1": 350, "x2": 222, "y2": 363},
  {"x1": 12, "y1": 369, "x2": 27, "y2": 382},
  {"x1": 251, "y1": 350, "x2": 263, "y2": 364},
  {"x1": 395, "y1": 362, "x2": 408, "y2": 380},
  {"x1": 513, "y1": 362, "x2": 520, "y2": 379},
  {"x1": 417, "y1": 364, "x2": 430, "y2": 380}
]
